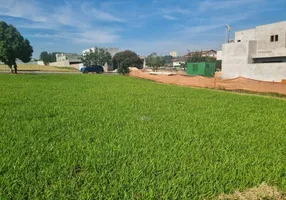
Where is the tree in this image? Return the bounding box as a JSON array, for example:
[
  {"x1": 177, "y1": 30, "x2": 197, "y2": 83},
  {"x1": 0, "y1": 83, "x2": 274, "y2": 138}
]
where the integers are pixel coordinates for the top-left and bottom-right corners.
[
  {"x1": 113, "y1": 50, "x2": 142, "y2": 70},
  {"x1": 180, "y1": 62, "x2": 187, "y2": 71},
  {"x1": 0, "y1": 21, "x2": 33, "y2": 73},
  {"x1": 50, "y1": 52, "x2": 57, "y2": 63},
  {"x1": 81, "y1": 47, "x2": 112, "y2": 67},
  {"x1": 187, "y1": 51, "x2": 217, "y2": 63},
  {"x1": 146, "y1": 53, "x2": 166, "y2": 71},
  {"x1": 187, "y1": 51, "x2": 204, "y2": 63},
  {"x1": 40, "y1": 51, "x2": 50, "y2": 65},
  {"x1": 163, "y1": 55, "x2": 173, "y2": 64}
]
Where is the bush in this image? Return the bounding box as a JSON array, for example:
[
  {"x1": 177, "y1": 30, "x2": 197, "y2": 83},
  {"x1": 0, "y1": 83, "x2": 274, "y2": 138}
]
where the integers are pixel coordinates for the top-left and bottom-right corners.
[{"x1": 118, "y1": 62, "x2": 130, "y2": 75}]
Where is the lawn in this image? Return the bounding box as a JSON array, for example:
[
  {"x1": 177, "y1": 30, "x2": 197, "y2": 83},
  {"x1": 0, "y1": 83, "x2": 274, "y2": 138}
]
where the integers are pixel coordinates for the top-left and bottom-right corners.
[
  {"x1": 0, "y1": 74, "x2": 285, "y2": 199},
  {"x1": 0, "y1": 64, "x2": 78, "y2": 72}
]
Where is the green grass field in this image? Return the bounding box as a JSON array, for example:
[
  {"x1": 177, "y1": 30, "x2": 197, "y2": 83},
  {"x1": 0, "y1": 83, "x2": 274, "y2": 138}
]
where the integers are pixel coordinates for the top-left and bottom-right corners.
[{"x1": 0, "y1": 74, "x2": 285, "y2": 199}]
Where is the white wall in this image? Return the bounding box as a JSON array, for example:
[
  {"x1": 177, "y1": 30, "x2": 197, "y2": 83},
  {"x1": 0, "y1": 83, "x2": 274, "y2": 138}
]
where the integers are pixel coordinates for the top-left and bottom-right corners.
[
  {"x1": 220, "y1": 22, "x2": 286, "y2": 82},
  {"x1": 49, "y1": 60, "x2": 70, "y2": 67},
  {"x1": 222, "y1": 63, "x2": 286, "y2": 82},
  {"x1": 217, "y1": 51, "x2": 222, "y2": 60},
  {"x1": 235, "y1": 29, "x2": 256, "y2": 42},
  {"x1": 173, "y1": 61, "x2": 183, "y2": 66},
  {"x1": 37, "y1": 61, "x2": 45, "y2": 66},
  {"x1": 221, "y1": 41, "x2": 286, "y2": 82},
  {"x1": 234, "y1": 21, "x2": 286, "y2": 58}
]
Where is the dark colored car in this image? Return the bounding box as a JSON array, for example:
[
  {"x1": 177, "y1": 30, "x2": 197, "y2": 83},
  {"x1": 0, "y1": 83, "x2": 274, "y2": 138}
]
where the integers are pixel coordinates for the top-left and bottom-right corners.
[{"x1": 81, "y1": 65, "x2": 104, "y2": 74}]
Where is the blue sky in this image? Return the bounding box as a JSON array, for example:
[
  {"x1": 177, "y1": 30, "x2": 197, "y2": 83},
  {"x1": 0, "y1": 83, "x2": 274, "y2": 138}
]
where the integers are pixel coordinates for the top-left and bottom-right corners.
[{"x1": 1, "y1": 0, "x2": 285, "y2": 58}]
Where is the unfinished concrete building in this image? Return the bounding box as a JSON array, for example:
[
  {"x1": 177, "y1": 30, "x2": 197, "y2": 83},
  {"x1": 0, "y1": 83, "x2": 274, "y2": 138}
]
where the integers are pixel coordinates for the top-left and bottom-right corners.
[{"x1": 217, "y1": 21, "x2": 286, "y2": 82}]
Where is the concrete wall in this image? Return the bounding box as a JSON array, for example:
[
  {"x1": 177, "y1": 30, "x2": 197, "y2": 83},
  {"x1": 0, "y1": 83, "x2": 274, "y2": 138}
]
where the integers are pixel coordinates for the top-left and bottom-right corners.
[
  {"x1": 234, "y1": 21, "x2": 286, "y2": 58},
  {"x1": 255, "y1": 22, "x2": 286, "y2": 58},
  {"x1": 220, "y1": 21, "x2": 286, "y2": 82},
  {"x1": 37, "y1": 61, "x2": 45, "y2": 66},
  {"x1": 217, "y1": 51, "x2": 222, "y2": 60},
  {"x1": 222, "y1": 62, "x2": 286, "y2": 82},
  {"x1": 56, "y1": 53, "x2": 82, "y2": 62},
  {"x1": 221, "y1": 41, "x2": 286, "y2": 82},
  {"x1": 49, "y1": 60, "x2": 70, "y2": 67},
  {"x1": 235, "y1": 29, "x2": 256, "y2": 42}
]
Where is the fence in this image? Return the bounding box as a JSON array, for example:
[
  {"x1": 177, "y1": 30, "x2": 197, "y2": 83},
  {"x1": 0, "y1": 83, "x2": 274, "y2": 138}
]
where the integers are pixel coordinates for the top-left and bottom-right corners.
[{"x1": 129, "y1": 68, "x2": 286, "y2": 95}]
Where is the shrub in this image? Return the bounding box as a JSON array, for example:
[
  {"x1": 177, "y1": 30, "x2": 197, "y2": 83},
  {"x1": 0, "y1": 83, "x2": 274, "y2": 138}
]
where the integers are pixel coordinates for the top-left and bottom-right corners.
[{"x1": 117, "y1": 61, "x2": 130, "y2": 75}]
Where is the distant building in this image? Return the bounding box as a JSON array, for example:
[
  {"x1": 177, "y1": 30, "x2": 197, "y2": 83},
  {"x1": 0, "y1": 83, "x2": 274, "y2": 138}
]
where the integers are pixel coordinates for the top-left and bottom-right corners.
[
  {"x1": 172, "y1": 57, "x2": 186, "y2": 67},
  {"x1": 170, "y1": 51, "x2": 178, "y2": 57},
  {"x1": 49, "y1": 53, "x2": 82, "y2": 67},
  {"x1": 55, "y1": 53, "x2": 82, "y2": 64},
  {"x1": 217, "y1": 21, "x2": 286, "y2": 82},
  {"x1": 184, "y1": 50, "x2": 217, "y2": 58}
]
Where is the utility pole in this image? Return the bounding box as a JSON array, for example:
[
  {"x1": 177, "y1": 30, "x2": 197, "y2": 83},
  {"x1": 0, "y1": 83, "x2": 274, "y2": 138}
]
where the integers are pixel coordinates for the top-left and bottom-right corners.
[{"x1": 226, "y1": 24, "x2": 231, "y2": 43}]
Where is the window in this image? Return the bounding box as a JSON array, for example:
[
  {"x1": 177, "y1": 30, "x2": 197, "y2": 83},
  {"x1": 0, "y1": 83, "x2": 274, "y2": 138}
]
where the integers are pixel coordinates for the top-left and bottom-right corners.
[
  {"x1": 275, "y1": 35, "x2": 279, "y2": 41},
  {"x1": 271, "y1": 35, "x2": 279, "y2": 42}
]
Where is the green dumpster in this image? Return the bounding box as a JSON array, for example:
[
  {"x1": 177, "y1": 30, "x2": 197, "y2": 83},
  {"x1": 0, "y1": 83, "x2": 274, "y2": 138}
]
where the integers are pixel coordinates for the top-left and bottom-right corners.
[{"x1": 187, "y1": 62, "x2": 216, "y2": 77}]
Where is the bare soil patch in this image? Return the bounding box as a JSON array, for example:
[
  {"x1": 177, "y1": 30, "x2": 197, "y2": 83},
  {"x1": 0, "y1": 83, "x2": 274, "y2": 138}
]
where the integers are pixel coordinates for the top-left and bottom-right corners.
[
  {"x1": 219, "y1": 183, "x2": 286, "y2": 200},
  {"x1": 129, "y1": 68, "x2": 286, "y2": 95}
]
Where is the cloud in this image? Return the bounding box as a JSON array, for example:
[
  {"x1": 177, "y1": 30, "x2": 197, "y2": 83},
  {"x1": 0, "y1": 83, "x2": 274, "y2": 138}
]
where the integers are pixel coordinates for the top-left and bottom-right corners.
[
  {"x1": 199, "y1": 0, "x2": 263, "y2": 12},
  {"x1": 17, "y1": 22, "x2": 59, "y2": 30},
  {"x1": 137, "y1": 6, "x2": 190, "y2": 21},
  {"x1": 163, "y1": 15, "x2": 178, "y2": 20},
  {"x1": 1, "y1": 0, "x2": 123, "y2": 47},
  {"x1": 160, "y1": 7, "x2": 191, "y2": 15},
  {"x1": 81, "y1": 3, "x2": 124, "y2": 22},
  {"x1": 29, "y1": 30, "x2": 120, "y2": 44},
  {"x1": 75, "y1": 31, "x2": 120, "y2": 44},
  {"x1": 0, "y1": 0, "x2": 46, "y2": 22},
  {"x1": 181, "y1": 13, "x2": 251, "y2": 34}
]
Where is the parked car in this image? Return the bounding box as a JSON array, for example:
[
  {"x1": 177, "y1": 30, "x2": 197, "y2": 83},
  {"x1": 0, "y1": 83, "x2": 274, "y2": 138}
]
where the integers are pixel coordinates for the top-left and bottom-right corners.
[{"x1": 80, "y1": 65, "x2": 104, "y2": 74}]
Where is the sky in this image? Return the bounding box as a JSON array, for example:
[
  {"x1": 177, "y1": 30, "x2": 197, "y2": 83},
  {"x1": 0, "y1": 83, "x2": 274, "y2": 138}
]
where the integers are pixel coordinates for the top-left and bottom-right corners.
[{"x1": 0, "y1": 0, "x2": 285, "y2": 58}]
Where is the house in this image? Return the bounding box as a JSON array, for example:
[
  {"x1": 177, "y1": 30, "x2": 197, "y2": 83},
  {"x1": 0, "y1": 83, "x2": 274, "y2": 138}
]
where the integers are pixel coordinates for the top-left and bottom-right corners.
[
  {"x1": 172, "y1": 57, "x2": 187, "y2": 67},
  {"x1": 56, "y1": 53, "x2": 82, "y2": 64},
  {"x1": 184, "y1": 50, "x2": 217, "y2": 58},
  {"x1": 217, "y1": 21, "x2": 286, "y2": 82},
  {"x1": 50, "y1": 53, "x2": 82, "y2": 67}
]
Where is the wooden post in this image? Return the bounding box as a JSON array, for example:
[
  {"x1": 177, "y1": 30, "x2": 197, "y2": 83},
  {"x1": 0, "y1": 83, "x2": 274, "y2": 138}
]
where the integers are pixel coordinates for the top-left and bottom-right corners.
[{"x1": 214, "y1": 77, "x2": 217, "y2": 89}]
